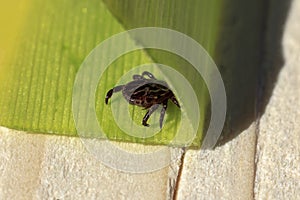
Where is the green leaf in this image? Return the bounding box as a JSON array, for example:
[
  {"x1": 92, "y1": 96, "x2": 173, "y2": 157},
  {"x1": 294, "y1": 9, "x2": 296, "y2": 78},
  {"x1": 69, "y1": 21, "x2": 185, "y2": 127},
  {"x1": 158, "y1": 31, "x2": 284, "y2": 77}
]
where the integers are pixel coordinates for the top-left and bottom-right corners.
[{"x1": 0, "y1": 0, "x2": 222, "y2": 147}]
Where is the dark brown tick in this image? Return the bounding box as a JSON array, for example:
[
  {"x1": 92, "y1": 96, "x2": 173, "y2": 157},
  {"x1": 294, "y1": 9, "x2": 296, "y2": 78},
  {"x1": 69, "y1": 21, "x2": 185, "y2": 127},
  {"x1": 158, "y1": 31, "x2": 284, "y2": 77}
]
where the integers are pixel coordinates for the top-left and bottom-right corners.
[{"x1": 105, "y1": 71, "x2": 180, "y2": 128}]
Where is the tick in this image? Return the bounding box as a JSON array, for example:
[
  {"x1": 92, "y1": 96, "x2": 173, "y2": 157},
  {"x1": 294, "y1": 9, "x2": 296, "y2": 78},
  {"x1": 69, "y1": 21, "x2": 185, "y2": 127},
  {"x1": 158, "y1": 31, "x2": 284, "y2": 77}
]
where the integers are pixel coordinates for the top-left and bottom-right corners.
[{"x1": 105, "y1": 71, "x2": 180, "y2": 128}]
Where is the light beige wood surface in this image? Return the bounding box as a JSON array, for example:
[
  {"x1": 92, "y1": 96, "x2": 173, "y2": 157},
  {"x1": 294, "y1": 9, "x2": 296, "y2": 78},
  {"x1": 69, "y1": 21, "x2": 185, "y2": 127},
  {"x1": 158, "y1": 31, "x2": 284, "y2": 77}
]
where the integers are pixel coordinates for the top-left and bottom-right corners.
[
  {"x1": 0, "y1": 128, "x2": 169, "y2": 199},
  {"x1": 176, "y1": 125, "x2": 257, "y2": 200},
  {"x1": 254, "y1": 0, "x2": 300, "y2": 198}
]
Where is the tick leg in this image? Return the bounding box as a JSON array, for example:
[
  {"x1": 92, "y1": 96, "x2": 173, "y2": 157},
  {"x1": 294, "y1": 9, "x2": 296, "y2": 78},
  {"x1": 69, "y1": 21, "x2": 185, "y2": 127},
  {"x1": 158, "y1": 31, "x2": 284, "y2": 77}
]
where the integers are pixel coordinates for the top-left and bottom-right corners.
[
  {"x1": 142, "y1": 104, "x2": 159, "y2": 127},
  {"x1": 142, "y1": 71, "x2": 156, "y2": 80},
  {"x1": 159, "y1": 100, "x2": 168, "y2": 129},
  {"x1": 170, "y1": 95, "x2": 180, "y2": 108},
  {"x1": 105, "y1": 85, "x2": 124, "y2": 104},
  {"x1": 132, "y1": 74, "x2": 143, "y2": 80}
]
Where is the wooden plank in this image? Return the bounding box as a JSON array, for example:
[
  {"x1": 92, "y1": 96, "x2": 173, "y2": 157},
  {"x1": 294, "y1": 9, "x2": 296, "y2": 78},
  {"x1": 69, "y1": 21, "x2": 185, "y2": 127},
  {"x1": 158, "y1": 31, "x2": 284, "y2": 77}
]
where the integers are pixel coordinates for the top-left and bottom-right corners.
[
  {"x1": 175, "y1": 125, "x2": 257, "y2": 199},
  {"x1": 254, "y1": 0, "x2": 300, "y2": 198},
  {"x1": 0, "y1": 127, "x2": 169, "y2": 199}
]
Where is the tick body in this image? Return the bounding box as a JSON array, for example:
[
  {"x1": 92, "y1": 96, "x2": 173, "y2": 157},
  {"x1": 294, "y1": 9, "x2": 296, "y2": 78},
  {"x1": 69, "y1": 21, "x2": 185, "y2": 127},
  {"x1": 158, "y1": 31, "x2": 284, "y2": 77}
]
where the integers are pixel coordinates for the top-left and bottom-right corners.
[{"x1": 105, "y1": 71, "x2": 180, "y2": 128}]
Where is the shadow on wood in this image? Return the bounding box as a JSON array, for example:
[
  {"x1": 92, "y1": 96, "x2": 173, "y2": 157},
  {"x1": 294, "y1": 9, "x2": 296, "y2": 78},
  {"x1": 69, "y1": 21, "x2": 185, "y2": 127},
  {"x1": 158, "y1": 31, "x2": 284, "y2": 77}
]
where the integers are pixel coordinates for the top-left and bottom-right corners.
[{"x1": 215, "y1": 0, "x2": 292, "y2": 146}]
